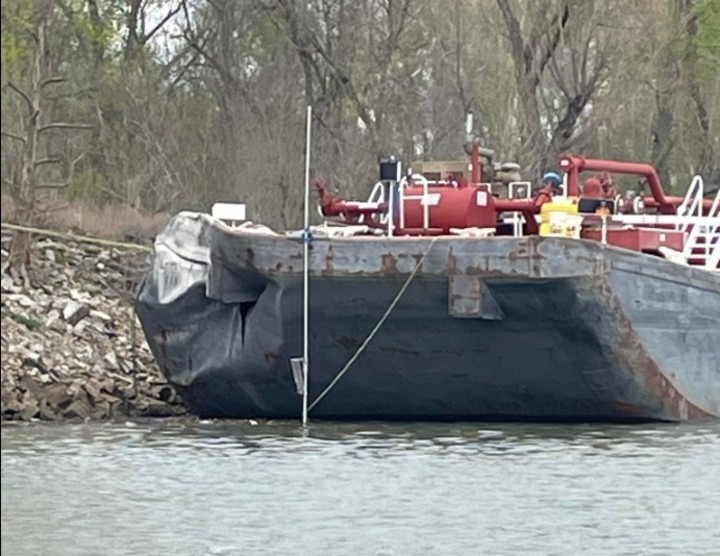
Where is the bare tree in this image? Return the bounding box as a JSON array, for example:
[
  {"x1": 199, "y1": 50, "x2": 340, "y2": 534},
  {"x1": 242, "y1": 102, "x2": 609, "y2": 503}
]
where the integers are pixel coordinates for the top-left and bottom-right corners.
[
  {"x1": 1, "y1": 1, "x2": 91, "y2": 283},
  {"x1": 680, "y1": 0, "x2": 719, "y2": 191},
  {"x1": 495, "y1": 0, "x2": 616, "y2": 177},
  {"x1": 496, "y1": 0, "x2": 570, "y2": 175}
]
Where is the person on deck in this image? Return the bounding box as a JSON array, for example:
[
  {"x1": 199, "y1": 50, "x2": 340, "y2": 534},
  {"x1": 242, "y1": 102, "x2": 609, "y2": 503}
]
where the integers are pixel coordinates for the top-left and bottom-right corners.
[
  {"x1": 533, "y1": 172, "x2": 564, "y2": 197},
  {"x1": 582, "y1": 172, "x2": 617, "y2": 199}
]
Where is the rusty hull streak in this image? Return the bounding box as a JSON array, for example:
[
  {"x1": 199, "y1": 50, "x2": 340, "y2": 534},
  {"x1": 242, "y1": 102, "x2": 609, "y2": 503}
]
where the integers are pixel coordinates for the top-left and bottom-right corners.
[
  {"x1": 606, "y1": 400, "x2": 653, "y2": 418},
  {"x1": 379, "y1": 345, "x2": 421, "y2": 356},
  {"x1": 507, "y1": 239, "x2": 530, "y2": 260},
  {"x1": 592, "y1": 275, "x2": 712, "y2": 420},
  {"x1": 323, "y1": 245, "x2": 335, "y2": 276},
  {"x1": 337, "y1": 336, "x2": 360, "y2": 350},
  {"x1": 381, "y1": 253, "x2": 399, "y2": 275},
  {"x1": 446, "y1": 245, "x2": 458, "y2": 276}
]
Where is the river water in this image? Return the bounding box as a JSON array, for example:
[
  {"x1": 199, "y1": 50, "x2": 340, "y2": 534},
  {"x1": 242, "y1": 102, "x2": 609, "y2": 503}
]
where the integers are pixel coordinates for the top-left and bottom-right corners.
[{"x1": 1, "y1": 420, "x2": 719, "y2": 556}]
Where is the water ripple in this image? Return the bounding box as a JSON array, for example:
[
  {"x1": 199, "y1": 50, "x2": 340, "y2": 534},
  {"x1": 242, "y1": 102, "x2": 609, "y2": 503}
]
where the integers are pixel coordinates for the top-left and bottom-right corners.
[{"x1": 2, "y1": 420, "x2": 719, "y2": 556}]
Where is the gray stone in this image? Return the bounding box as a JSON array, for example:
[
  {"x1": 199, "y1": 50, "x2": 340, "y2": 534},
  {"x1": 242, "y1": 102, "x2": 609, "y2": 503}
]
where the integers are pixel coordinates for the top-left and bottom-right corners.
[
  {"x1": 63, "y1": 300, "x2": 90, "y2": 325},
  {"x1": 1, "y1": 391, "x2": 24, "y2": 416},
  {"x1": 72, "y1": 320, "x2": 88, "y2": 336},
  {"x1": 48, "y1": 318, "x2": 67, "y2": 333},
  {"x1": 19, "y1": 396, "x2": 39, "y2": 420},
  {"x1": 103, "y1": 351, "x2": 119, "y2": 370},
  {"x1": 44, "y1": 383, "x2": 72, "y2": 410},
  {"x1": 38, "y1": 399, "x2": 57, "y2": 421},
  {"x1": 7, "y1": 293, "x2": 36, "y2": 308},
  {"x1": 1, "y1": 275, "x2": 17, "y2": 293},
  {"x1": 63, "y1": 398, "x2": 92, "y2": 420},
  {"x1": 90, "y1": 309, "x2": 112, "y2": 322},
  {"x1": 142, "y1": 402, "x2": 176, "y2": 418}
]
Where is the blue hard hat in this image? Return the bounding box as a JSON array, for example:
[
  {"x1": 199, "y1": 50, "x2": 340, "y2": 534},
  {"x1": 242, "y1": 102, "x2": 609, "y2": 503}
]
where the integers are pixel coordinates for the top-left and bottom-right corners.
[{"x1": 542, "y1": 172, "x2": 562, "y2": 185}]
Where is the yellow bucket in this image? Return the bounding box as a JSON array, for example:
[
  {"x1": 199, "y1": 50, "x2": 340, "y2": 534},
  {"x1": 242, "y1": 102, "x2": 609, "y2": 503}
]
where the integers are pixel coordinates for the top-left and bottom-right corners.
[{"x1": 540, "y1": 212, "x2": 583, "y2": 238}]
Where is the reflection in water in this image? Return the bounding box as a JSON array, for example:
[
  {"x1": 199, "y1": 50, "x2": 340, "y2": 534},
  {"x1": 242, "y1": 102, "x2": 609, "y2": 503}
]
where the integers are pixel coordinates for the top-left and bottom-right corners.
[{"x1": 2, "y1": 420, "x2": 719, "y2": 556}]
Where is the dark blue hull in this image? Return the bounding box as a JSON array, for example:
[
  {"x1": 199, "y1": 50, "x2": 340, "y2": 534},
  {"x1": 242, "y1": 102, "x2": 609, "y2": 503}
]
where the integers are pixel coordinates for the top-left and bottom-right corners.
[{"x1": 136, "y1": 213, "x2": 720, "y2": 422}]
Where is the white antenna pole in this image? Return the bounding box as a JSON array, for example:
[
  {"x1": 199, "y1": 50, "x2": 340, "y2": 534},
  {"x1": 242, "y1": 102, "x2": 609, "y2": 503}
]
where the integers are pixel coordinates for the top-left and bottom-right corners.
[{"x1": 302, "y1": 105, "x2": 312, "y2": 427}]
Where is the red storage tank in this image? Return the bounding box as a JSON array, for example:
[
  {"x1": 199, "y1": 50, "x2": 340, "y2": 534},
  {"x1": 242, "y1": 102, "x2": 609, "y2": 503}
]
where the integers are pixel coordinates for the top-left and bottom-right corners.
[{"x1": 401, "y1": 185, "x2": 496, "y2": 232}]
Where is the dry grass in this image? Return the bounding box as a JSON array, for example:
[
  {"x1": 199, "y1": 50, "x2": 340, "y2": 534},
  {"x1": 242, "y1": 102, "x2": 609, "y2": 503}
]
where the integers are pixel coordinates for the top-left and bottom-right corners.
[{"x1": 1, "y1": 195, "x2": 171, "y2": 241}]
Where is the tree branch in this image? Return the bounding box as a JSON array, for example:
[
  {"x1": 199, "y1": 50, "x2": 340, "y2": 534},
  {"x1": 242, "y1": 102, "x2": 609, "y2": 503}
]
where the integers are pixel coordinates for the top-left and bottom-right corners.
[
  {"x1": 7, "y1": 81, "x2": 35, "y2": 112},
  {"x1": 41, "y1": 76, "x2": 65, "y2": 88},
  {"x1": 143, "y1": 4, "x2": 182, "y2": 43},
  {"x1": 36, "y1": 182, "x2": 70, "y2": 189},
  {"x1": 496, "y1": 0, "x2": 524, "y2": 75},
  {"x1": 38, "y1": 122, "x2": 94, "y2": 133},
  {"x1": 34, "y1": 157, "x2": 62, "y2": 167},
  {"x1": 184, "y1": 32, "x2": 234, "y2": 84},
  {"x1": 1, "y1": 130, "x2": 26, "y2": 143},
  {"x1": 534, "y1": 3, "x2": 571, "y2": 89}
]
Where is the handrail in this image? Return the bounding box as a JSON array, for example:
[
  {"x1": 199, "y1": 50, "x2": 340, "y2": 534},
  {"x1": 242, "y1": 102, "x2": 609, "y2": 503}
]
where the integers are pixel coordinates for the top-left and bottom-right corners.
[
  {"x1": 502, "y1": 181, "x2": 532, "y2": 237},
  {"x1": 678, "y1": 216, "x2": 719, "y2": 270},
  {"x1": 367, "y1": 181, "x2": 385, "y2": 204},
  {"x1": 683, "y1": 222, "x2": 704, "y2": 259},
  {"x1": 399, "y1": 174, "x2": 431, "y2": 229},
  {"x1": 676, "y1": 176, "x2": 704, "y2": 232},
  {"x1": 707, "y1": 202, "x2": 720, "y2": 269},
  {"x1": 365, "y1": 181, "x2": 387, "y2": 225},
  {"x1": 612, "y1": 214, "x2": 716, "y2": 225},
  {"x1": 710, "y1": 188, "x2": 720, "y2": 218},
  {"x1": 673, "y1": 175, "x2": 720, "y2": 270},
  {"x1": 709, "y1": 231, "x2": 720, "y2": 269}
]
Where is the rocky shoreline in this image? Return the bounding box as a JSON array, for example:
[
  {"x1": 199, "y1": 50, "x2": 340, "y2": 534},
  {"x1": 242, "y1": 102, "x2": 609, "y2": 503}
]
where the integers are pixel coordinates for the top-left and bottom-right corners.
[{"x1": 1, "y1": 227, "x2": 187, "y2": 421}]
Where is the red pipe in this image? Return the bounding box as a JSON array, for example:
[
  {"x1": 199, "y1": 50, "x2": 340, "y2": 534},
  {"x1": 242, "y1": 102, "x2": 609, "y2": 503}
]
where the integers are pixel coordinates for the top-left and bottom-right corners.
[
  {"x1": 558, "y1": 155, "x2": 671, "y2": 205},
  {"x1": 494, "y1": 199, "x2": 539, "y2": 212},
  {"x1": 557, "y1": 155, "x2": 714, "y2": 214},
  {"x1": 471, "y1": 143, "x2": 481, "y2": 184},
  {"x1": 494, "y1": 186, "x2": 554, "y2": 213}
]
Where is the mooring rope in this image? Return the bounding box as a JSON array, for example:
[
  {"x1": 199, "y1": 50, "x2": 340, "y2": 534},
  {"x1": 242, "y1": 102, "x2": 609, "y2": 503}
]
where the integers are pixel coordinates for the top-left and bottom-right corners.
[
  {"x1": 307, "y1": 236, "x2": 439, "y2": 413},
  {"x1": 0, "y1": 222, "x2": 151, "y2": 252}
]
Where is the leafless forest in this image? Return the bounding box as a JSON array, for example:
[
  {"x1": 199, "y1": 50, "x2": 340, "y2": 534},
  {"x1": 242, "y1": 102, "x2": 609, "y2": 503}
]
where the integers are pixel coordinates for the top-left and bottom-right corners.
[{"x1": 2, "y1": 0, "x2": 718, "y2": 237}]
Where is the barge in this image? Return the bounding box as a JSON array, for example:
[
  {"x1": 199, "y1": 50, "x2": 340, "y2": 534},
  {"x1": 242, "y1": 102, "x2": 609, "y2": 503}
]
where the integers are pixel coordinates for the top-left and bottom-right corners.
[{"x1": 136, "y1": 120, "x2": 720, "y2": 422}]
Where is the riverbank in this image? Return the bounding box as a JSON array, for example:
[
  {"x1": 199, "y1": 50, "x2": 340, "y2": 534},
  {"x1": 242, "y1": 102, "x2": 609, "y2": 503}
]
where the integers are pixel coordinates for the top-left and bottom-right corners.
[{"x1": 1, "y1": 225, "x2": 187, "y2": 421}]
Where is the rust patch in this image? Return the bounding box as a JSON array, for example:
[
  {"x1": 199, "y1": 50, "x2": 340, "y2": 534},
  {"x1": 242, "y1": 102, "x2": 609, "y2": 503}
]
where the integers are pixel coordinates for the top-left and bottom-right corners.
[
  {"x1": 264, "y1": 352, "x2": 280, "y2": 364},
  {"x1": 447, "y1": 246, "x2": 458, "y2": 276},
  {"x1": 508, "y1": 247, "x2": 529, "y2": 260},
  {"x1": 324, "y1": 245, "x2": 335, "y2": 276},
  {"x1": 337, "y1": 336, "x2": 360, "y2": 350},
  {"x1": 581, "y1": 276, "x2": 712, "y2": 421},
  {"x1": 381, "y1": 253, "x2": 398, "y2": 275},
  {"x1": 379, "y1": 346, "x2": 419, "y2": 356},
  {"x1": 607, "y1": 400, "x2": 647, "y2": 417},
  {"x1": 464, "y1": 266, "x2": 512, "y2": 277}
]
